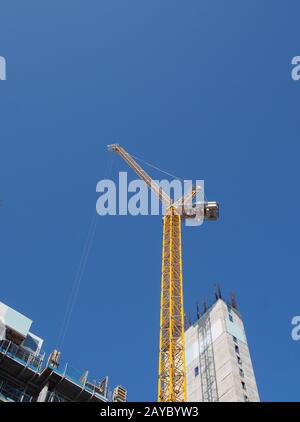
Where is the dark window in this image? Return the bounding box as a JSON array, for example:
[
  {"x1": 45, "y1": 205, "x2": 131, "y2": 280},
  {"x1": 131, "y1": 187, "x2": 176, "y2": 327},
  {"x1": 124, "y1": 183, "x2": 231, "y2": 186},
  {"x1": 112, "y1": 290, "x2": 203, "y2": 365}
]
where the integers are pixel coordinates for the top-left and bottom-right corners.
[
  {"x1": 194, "y1": 366, "x2": 199, "y2": 377},
  {"x1": 239, "y1": 368, "x2": 244, "y2": 378},
  {"x1": 235, "y1": 345, "x2": 240, "y2": 354},
  {"x1": 244, "y1": 394, "x2": 249, "y2": 402},
  {"x1": 229, "y1": 314, "x2": 233, "y2": 322},
  {"x1": 241, "y1": 381, "x2": 246, "y2": 391},
  {"x1": 237, "y1": 356, "x2": 242, "y2": 365},
  {"x1": 233, "y1": 336, "x2": 238, "y2": 343}
]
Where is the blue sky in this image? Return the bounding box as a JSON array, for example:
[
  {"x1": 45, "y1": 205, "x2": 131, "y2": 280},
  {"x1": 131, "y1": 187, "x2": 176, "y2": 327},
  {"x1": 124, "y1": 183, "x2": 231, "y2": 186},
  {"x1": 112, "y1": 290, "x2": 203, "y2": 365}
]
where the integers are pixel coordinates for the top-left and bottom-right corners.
[{"x1": 0, "y1": 1, "x2": 300, "y2": 401}]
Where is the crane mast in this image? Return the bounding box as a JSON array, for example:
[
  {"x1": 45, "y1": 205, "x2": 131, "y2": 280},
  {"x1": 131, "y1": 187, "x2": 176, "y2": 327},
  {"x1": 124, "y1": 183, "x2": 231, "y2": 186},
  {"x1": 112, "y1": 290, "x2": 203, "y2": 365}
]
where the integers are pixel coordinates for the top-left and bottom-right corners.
[
  {"x1": 159, "y1": 208, "x2": 186, "y2": 401},
  {"x1": 108, "y1": 144, "x2": 218, "y2": 402}
]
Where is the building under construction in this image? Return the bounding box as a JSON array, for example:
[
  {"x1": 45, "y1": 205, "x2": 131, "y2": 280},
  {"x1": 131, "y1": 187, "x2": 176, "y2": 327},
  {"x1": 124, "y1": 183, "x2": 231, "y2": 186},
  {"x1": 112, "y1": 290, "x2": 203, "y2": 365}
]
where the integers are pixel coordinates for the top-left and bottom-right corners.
[
  {"x1": 0, "y1": 300, "x2": 126, "y2": 402},
  {"x1": 185, "y1": 290, "x2": 260, "y2": 402}
]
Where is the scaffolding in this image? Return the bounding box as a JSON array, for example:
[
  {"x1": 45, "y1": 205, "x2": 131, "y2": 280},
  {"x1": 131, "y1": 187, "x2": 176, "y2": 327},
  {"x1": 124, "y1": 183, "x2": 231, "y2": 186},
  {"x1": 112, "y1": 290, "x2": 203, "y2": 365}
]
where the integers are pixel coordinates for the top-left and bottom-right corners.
[{"x1": 197, "y1": 313, "x2": 218, "y2": 402}]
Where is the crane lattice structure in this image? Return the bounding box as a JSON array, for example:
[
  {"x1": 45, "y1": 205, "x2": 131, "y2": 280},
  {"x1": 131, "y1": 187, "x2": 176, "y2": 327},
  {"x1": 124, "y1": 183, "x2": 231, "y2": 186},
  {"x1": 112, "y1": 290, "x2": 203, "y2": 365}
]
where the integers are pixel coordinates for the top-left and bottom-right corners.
[{"x1": 108, "y1": 144, "x2": 218, "y2": 402}]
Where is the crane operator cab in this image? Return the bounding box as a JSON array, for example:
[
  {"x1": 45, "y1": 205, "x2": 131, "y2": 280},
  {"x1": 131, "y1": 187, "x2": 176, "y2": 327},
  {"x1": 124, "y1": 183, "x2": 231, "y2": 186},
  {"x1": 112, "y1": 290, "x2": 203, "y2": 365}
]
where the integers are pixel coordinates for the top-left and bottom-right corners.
[
  {"x1": 203, "y1": 201, "x2": 219, "y2": 221},
  {"x1": 180, "y1": 201, "x2": 219, "y2": 221},
  {"x1": 187, "y1": 201, "x2": 219, "y2": 221}
]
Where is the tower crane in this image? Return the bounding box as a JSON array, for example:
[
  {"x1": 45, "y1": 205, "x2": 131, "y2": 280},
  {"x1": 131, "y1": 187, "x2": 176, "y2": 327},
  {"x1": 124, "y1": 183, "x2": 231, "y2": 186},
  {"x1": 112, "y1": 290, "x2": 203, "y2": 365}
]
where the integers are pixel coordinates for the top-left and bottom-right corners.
[{"x1": 108, "y1": 144, "x2": 219, "y2": 402}]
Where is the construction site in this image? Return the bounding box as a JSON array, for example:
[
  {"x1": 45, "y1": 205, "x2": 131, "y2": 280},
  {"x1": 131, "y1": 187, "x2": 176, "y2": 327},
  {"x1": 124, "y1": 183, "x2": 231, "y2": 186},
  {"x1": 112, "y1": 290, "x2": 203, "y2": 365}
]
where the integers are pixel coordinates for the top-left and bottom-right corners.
[
  {"x1": 0, "y1": 145, "x2": 260, "y2": 403},
  {"x1": 6, "y1": 1, "x2": 296, "y2": 406}
]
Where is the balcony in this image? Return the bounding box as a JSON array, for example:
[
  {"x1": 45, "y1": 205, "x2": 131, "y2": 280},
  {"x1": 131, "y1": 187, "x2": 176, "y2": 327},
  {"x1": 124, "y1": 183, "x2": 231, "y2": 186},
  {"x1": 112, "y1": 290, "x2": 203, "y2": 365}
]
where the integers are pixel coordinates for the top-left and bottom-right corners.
[
  {"x1": 0, "y1": 339, "x2": 117, "y2": 402},
  {"x1": 46, "y1": 362, "x2": 109, "y2": 401},
  {"x1": 0, "y1": 378, "x2": 33, "y2": 402},
  {"x1": 0, "y1": 339, "x2": 44, "y2": 371}
]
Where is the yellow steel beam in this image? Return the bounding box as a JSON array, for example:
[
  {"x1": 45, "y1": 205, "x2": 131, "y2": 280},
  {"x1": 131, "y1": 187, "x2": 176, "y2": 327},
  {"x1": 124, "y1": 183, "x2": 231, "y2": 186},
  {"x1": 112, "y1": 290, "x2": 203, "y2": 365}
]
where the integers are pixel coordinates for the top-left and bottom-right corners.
[
  {"x1": 158, "y1": 209, "x2": 186, "y2": 402},
  {"x1": 107, "y1": 144, "x2": 172, "y2": 209}
]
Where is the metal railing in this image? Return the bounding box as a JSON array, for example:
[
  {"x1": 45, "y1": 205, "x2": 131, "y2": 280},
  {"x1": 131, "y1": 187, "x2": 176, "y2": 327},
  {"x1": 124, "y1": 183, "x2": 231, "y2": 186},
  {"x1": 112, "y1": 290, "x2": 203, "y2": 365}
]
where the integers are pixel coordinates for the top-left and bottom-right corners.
[
  {"x1": 46, "y1": 390, "x2": 67, "y2": 402},
  {"x1": 48, "y1": 362, "x2": 108, "y2": 400},
  {"x1": 0, "y1": 339, "x2": 44, "y2": 371},
  {"x1": 0, "y1": 378, "x2": 32, "y2": 402},
  {"x1": 0, "y1": 339, "x2": 113, "y2": 402}
]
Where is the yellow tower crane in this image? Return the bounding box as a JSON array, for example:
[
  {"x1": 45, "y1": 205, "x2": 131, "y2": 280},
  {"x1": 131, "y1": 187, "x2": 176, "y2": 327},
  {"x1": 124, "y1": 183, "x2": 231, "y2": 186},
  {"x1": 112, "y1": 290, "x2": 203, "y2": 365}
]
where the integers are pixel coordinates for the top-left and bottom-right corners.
[{"x1": 108, "y1": 144, "x2": 219, "y2": 402}]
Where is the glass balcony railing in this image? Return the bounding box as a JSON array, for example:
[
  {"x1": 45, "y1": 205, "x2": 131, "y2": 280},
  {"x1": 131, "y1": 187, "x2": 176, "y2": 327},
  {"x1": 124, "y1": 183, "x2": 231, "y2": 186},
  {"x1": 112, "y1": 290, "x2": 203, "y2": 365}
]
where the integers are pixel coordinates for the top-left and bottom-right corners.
[
  {"x1": 48, "y1": 362, "x2": 108, "y2": 400},
  {"x1": 0, "y1": 339, "x2": 112, "y2": 402},
  {"x1": 46, "y1": 391, "x2": 67, "y2": 402},
  {"x1": 0, "y1": 339, "x2": 44, "y2": 370},
  {"x1": 0, "y1": 379, "x2": 33, "y2": 402}
]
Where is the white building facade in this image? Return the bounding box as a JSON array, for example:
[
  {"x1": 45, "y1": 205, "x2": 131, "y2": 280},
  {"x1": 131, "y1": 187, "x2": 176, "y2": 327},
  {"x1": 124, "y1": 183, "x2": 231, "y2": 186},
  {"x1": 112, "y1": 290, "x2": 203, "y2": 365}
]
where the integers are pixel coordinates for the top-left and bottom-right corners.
[{"x1": 185, "y1": 298, "x2": 260, "y2": 402}]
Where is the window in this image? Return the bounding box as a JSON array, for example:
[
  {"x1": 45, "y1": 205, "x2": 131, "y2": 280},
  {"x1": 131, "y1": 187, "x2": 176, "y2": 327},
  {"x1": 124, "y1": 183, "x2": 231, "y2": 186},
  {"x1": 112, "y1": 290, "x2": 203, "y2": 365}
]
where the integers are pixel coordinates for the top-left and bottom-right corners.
[
  {"x1": 235, "y1": 345, "x2": 240, "y2": 354},
  {"x1": 237, "y1": 356, "x2": 242, "y2": 365},
  {"x1": 244, "y1": 394, "x2": 249, "y2": 402},
  {"x1": 232, "y1": 336, "x2": 238, "y2": 343},
  {"x1": 241, "y1": 381, "x2": 246, "y2": 391},
  {"x1": 239, "y1": 368, "x2": 244, "y2": 378},
  {"x1": 229, "y1": 314, "x2": 233, "y2": 322},
  {"x1": 194, "y1": 366, "x2": 199, "y2": 377}
]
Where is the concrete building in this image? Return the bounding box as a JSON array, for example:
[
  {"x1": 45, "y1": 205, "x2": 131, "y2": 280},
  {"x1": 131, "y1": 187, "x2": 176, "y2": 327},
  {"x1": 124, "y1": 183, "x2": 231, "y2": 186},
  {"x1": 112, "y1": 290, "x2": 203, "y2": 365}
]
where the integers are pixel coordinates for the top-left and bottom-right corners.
[
  {"x1": 0, "y1": 300, "x2": 126, "y2": 402},
  {"x1": 185, "y1": 293, "x2": 259, "y2": 402}
]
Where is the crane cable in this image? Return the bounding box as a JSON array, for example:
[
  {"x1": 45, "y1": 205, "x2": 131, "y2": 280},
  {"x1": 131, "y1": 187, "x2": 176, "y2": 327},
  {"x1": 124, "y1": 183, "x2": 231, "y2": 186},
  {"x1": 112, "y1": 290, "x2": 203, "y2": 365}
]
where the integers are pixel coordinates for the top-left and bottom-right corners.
[
  {"x1": 131, "y1": 152, "x2": 208, "y2": 202},
  {"x1": 130, "y1": 153, "x2": 184, "y2": 181},
  {"x1": 57, "y1": 154, "x2": 115, "y2": 351}
]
